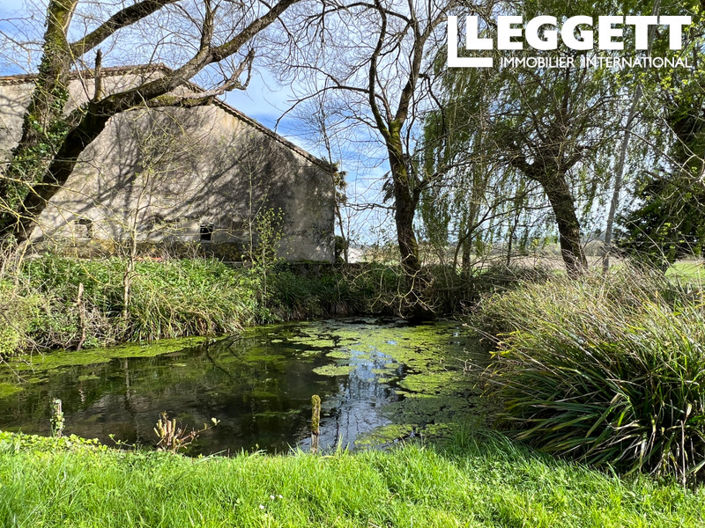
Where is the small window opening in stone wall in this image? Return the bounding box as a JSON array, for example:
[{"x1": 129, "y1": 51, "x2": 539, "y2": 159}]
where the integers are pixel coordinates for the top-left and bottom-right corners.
[
  {"x1": 76, "y1": 218, "x2": 93, "y2": 239},
  {"x1": 200, "y1": 224, "x2": 214, "y2": 242}
]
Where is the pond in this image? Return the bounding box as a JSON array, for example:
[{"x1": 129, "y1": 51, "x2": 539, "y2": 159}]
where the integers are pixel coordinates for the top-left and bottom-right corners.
[{"x1": 0, "y1": 318, "x2": 488, "y2": 455}]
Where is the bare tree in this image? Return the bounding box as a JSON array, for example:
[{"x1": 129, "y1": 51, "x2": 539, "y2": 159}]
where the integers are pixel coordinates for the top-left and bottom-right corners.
[
  {"x1": 602, "y1": 0, "x2": 662, "y2": 273},
  {"x1": 295, "y1": 94, "x2": 351, "y2": 262},
  {"x1": 0, "y1": 0, "x2": 303, "y2": 244},
  {"x1": 279, "y1": 0, "x2": 491, "y2": 308},
  {"x1": 116, "y1": 112, "x2": 195, "y2": 318}
]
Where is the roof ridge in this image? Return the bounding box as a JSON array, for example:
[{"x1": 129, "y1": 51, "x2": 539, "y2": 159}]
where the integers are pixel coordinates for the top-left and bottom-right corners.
[{"x1": 0, "y1": 63, "x2": 170, "y2": 85}]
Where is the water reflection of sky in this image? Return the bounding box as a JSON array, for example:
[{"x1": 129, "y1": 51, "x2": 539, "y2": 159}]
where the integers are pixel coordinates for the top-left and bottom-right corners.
[{"x1": 300, "y1": 347, "x2": 405, "y2": 452}]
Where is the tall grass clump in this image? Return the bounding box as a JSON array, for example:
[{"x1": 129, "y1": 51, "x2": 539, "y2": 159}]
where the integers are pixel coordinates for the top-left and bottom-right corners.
[
  {"x1": 0, "y1": 278, "x2": 44, "y2": 356},
  {"x1": 476, "y1": 268, "x2": 705, "y2": 485},
  {"x1": 12, "y1": 255, "x2": 262, "y2": 352}
]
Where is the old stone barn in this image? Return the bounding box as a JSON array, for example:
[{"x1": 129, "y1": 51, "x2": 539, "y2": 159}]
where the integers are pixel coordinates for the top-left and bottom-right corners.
[{"x1": 0, "y1": 65, "x2": 335, "y2": 262}]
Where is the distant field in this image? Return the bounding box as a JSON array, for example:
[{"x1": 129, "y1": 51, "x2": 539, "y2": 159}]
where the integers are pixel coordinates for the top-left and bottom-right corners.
[
  {"x1": 354, "y1": 241, "x2": 705, "y2": 279},
  {"x1": 353, "y1": 251, "x2": 705, "y2": 282},
  {"x1": 667, "y1": 261, "x2": 705, "y2": 282},
  {"x1": 496, "y1": 256, "x2": 705, "y2": 279}
]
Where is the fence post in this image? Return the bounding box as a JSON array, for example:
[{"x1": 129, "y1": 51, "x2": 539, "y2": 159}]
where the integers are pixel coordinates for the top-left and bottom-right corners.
[{"x1": 50, "y1": 398, "x2": 64, "y2": 438}]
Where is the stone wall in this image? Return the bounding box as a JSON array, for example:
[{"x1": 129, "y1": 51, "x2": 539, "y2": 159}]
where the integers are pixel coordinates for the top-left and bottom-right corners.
[{"x1": 0, "y1": 67, "x2": 336, "y2": 262}]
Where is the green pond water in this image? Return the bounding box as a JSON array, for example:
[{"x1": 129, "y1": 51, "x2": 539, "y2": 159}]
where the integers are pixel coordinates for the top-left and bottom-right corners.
[{"x1": 0, "y1": 318, "x2": 488, "y2": 455}]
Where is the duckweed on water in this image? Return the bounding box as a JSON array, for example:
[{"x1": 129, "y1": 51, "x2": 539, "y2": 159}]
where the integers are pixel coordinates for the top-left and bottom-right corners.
[
  {"x1": 312, "y1": 364, "x2": 356, "y2": 376},
  {"x1": 285, "y1": 319, "x2": 488, "y2": 443},
  {"x1": 353, "y1": 423, "x2": 416, "y2": 447},
  {"x1": 324, "y1": 349, "x2": 356, "y2": 360},
  {"x1": 6, "y1": 336, "x2": 210, "y2": 373},
  {"x1": 397, "y1": 371, "x2": 461, "y2": 394},
  {"x1": 298, "y1": 350, "x2": 321, "y2": 358}
]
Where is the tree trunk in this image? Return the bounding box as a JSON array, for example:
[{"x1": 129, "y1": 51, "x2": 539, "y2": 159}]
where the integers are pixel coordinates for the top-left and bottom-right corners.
[
  {"x1": 604, "y1": 0, "x2": 659, "y2": 273},
  {"x1": 461, "y1": 238, "x2": 472, "y2": 279},
  {"x1": 386, "y1": 134, "x2": 432, "y2": 317},
  {"x1": 506, "y1": 208, "x2": 521, "y2": 267},
  {"x1": 337, "y1": 209, "x2": 349, "y2": 264},
  {"x1": 0, "y1": 107, "x2": 113, "y2": 241},
  {"x1": 0, "y1": 0, "x2": 77, "y2": 210},
  {"x1": 388, "y1": 146, "x2": 421, "y2": 280},
  {"x1": 603, "y1": 86, "x2": 642, "y2": 274},
  {"x1": 542, "y1": 174, "x2": 587, "y2": 276}
]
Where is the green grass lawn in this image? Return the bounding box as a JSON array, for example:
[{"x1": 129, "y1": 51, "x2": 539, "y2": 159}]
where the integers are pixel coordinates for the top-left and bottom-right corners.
[{"x1": 1, "y1": 431, "x2": 703, "y2": 527}]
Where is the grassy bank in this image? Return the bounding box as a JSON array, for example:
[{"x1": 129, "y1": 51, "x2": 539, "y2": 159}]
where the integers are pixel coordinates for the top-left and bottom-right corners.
[
  {"x1": 0, "y1": 253, "x2": 541, "y2": 357},
  {"x1": 1, "y1": 430, "x2": 704, "y2": 527},
  {"x1": 2, "y1": 261, "x2": 705, "y2": 525},
  {"x1": 0, "y1": 255, "x2": 403, "y2": 357}
]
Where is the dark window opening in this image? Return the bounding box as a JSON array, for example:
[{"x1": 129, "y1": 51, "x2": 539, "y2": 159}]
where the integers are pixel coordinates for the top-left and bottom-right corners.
[
  {"x1": 76, "y1": 218, "x2": 93, "y2": 239},
  {"x1": 200, "y1": 224, "x2": 214, "y2": 242}
]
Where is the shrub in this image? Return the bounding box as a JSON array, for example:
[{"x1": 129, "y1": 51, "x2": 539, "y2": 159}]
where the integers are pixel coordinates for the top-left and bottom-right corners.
[
  {"x1": 476, "y1": 269, "x2": 705, "y2": 485},
  {"x1": 266, "y1": 263, "x2": 402, "y2": 318}
]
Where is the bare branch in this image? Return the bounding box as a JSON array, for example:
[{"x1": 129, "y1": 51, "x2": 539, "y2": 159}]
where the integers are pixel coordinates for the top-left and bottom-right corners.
[
  {"x1": 93, "y1": 49, "x2": 103, "y2": 101},
  {"x1": 69, "y1": 0, "x2": 180, "y2": 58}
]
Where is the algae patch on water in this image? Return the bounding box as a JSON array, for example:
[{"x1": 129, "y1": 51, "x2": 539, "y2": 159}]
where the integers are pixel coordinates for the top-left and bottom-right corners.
[
  {"x1": 397, "y1": 370, "x2": 461, "y2": 394},
  {"x1": 354, "y1": 424, "x2": 416, "y2": 447},
  {"x1": 0, "y1": 382, "x2": 22, "y2": 398},
  {"x1": 2, "y1": 336, "x2": 212, "y2": 374},
  {"x1": 313, "y1": 364, "x2": 356, "y2": 376},
  {"x1": 290, "y1": 319, "x2": 488, "y2": 441},
  {"x1": 325, "y1": 350, "x2": 353, "y2": 360}
]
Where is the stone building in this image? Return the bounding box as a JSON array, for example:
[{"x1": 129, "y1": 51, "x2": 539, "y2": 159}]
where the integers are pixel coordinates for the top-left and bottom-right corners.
[{"x1": 0, "y1": 65, "x2": 335, "y2": 262}]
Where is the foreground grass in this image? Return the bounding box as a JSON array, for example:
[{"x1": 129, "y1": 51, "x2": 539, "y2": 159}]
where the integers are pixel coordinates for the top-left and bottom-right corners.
[{"x1": 1, "y1": 431, "x2": 704, "y2": 527}]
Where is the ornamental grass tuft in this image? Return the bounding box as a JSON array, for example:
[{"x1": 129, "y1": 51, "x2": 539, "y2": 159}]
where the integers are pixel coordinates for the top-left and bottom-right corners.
[{"x1": 477, "y1": 267, "x2": 705, "y2": 485}]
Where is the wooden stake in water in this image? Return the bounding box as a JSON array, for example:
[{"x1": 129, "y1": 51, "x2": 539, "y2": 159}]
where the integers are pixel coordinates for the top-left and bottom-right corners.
[
  {"x1": 50, "y1": 398, "x2": 64, "y2": 438},
  {"x1": 311, "y1": 394, "x2": 321, "y2": 454}
]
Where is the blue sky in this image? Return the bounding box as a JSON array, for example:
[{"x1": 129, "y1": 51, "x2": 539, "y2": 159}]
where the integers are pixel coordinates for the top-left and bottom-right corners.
[{"x1": 0, "y1": 0, "x2": 29, "y2": 23}]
